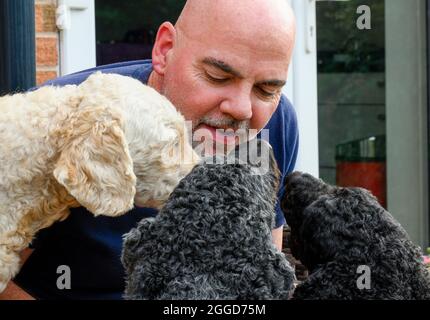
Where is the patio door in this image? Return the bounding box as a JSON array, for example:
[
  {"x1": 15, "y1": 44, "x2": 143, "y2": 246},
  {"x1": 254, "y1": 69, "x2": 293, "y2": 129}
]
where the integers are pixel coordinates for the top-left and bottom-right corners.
[{"x1": 312, "y1": 0, "x2": 428, "y2": 249}]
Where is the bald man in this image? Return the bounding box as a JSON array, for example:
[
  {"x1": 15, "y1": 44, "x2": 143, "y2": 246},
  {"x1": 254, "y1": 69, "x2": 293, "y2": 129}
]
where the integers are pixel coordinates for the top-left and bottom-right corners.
[{"x1": 2, "y1": 0, "x2": 298, "y2": 300}]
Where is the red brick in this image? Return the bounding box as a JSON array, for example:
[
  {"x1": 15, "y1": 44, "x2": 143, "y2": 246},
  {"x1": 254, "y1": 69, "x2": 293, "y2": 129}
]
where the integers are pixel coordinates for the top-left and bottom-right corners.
[
  {"x1": 35, "y1": 4, "x2": 57, "y2": 33},
  {"x1": 36, "y1": 37, "x2": 58, "y2": 67},
  {"x1": 36, "y1": 71, "x2": 58, "y2": 85}
]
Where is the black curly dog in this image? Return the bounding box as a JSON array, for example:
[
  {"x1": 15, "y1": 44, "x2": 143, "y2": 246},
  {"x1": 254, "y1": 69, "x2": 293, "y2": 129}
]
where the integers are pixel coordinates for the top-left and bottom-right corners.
[
  {"x1": 281, "y1": 172, "x2": 430, "y2": 299},
  {"x1": 121, "y1": 140, "x2": 296, "y2": 300}
]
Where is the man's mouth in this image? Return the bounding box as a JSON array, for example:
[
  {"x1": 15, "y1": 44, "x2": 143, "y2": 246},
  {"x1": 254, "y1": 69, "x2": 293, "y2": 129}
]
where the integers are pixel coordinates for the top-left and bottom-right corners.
[{"x1": 196, "y1": 123, "x2": 239, "y2": 145}]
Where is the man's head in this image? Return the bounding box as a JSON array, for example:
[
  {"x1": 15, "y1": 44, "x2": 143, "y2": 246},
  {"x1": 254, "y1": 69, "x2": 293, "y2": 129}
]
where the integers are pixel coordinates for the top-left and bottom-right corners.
[{"x1": 148, "y1": 0, "x2": 296, "y2": 152}]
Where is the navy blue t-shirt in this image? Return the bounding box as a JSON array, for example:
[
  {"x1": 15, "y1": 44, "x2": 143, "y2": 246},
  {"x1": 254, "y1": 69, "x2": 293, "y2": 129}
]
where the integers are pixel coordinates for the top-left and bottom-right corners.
[{"x1": 14, "y1": 60, "x2": 299, "y2": 300}]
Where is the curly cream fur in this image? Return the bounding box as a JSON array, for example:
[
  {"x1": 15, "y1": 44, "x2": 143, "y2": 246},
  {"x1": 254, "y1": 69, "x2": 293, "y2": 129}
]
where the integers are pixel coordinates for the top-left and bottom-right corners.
[{"x1": 0, "y1": 72, "x2": 199, "y2": 292}]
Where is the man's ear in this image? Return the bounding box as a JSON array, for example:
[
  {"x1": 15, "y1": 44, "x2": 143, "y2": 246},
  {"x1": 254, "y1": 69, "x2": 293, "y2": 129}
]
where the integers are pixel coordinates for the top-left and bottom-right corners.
[
  {"x1": 152, "y1": 21, "x2": 176, "y2": 75},
  {"x1": 53, "y1": 109, "x2": 137, "y2": 217}
]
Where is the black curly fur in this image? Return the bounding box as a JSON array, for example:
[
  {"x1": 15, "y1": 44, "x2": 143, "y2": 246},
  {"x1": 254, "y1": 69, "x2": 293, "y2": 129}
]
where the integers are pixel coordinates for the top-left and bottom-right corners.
[
  {"x1": 122, "y1": 140, "x2": 296, "y2": 300},
  {"x1": 281, "y1": 172, "x2": 430, "y2": 300}
]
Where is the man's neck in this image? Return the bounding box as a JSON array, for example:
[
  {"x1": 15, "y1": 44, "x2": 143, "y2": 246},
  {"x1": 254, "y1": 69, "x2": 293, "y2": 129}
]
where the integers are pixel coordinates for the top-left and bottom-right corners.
[{"x1": 147, "y1": 71, "x2": 163, "y2": 93}]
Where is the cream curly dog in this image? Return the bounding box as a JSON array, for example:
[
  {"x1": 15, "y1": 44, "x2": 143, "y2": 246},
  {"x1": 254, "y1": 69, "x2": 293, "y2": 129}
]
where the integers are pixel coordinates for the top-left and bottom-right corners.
[{"x1": 0, "y1": 72, "x2": 199, "y2": 292}]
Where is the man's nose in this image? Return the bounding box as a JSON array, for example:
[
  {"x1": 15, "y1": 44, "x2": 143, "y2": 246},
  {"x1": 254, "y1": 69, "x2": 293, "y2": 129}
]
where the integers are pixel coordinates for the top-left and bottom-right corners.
[{"x1": 219, "y1": 89, "x2": 253, "y2": 121}]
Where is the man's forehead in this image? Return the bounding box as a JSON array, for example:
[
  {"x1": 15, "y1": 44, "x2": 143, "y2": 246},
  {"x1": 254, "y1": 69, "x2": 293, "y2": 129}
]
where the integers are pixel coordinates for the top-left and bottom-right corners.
[
  {"x1": 176, "y1": 0, "x2": 295, "y2": 59},
  {"x1": 179, "y1": 24, "x2": 291, "y2": 61}
]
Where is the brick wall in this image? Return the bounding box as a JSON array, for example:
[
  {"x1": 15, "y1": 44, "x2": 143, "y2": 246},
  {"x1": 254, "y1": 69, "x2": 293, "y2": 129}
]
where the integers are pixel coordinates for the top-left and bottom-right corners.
[{"x1": 35, "y1": 0, "x2": 59, "y2": 85}]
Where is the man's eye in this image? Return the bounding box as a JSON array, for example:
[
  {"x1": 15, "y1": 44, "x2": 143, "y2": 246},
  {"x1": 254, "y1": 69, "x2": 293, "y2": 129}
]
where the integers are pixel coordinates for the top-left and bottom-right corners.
[
  {"x1": 205, "y1": 73, "x2": 229, "y2": 83},
  {"x1": 256, "y1": 87, "x2": 277, "y2": 99}
]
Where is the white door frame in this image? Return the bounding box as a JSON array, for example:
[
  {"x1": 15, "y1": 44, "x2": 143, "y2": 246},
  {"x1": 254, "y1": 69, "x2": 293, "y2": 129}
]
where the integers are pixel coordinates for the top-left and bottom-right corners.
[
  {"x1": 284, "y1": 0, "x2": 320, "y2": 177},
  {"x1": 56, "y1": 0, "x2": 96, "y2": 76}
]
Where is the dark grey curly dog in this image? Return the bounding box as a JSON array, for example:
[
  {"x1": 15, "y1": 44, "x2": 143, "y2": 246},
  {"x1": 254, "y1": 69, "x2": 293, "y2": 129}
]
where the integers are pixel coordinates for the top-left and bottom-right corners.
[
  {"x1": 121, "y1": 140, "x2": 296, "y2": 300},
  {"x1": 281, "y1": 172, "x2": 430, "y2": 300}
]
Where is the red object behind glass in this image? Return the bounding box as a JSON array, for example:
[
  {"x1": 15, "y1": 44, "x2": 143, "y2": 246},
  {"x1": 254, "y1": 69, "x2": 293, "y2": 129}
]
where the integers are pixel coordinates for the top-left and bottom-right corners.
[
  {"x1": 335, "y1": 135, "x2": 386, "y2": 209},
  {"x1": 336, "y1": 161, "x2": 386, "y2": 208}
]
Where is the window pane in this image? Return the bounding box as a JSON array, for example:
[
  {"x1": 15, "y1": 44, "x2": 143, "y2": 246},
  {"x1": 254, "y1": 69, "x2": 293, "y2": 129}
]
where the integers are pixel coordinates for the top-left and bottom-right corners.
[
  {"x1": 317, "y1": 0, "x2": 387, "y2": 208},
  {"x1": 95, "y1": 0, "x2": 186, "y2": 65}
]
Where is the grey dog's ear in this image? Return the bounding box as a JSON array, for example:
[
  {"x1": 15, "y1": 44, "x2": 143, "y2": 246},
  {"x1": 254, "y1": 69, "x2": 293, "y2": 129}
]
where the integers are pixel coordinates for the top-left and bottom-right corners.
[
  {"x1": 227, "y1": 139, "x2": 277, "y2": 176},
  {"x1": 53, "y1": 105, "x2": 137, "y2": 217}
]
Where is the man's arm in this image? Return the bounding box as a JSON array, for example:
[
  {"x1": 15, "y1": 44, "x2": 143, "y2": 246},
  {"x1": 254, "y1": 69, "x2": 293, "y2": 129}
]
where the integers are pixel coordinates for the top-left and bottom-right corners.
[
  {"x1": 0, "y1": 248, "x2": 35, "y2": 300},
  {"x1": 272, "y1": 225, "x2": 283, "y2": 251}
]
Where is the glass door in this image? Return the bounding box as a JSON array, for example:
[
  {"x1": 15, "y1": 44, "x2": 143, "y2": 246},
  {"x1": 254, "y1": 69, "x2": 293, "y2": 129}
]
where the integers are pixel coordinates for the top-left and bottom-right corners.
[
  {"x1": 316, "y1": 0, "x2": 428, "y2": 249},
  {"x1": 317, "y1": 0, "x2": 386, "y2": 204}
]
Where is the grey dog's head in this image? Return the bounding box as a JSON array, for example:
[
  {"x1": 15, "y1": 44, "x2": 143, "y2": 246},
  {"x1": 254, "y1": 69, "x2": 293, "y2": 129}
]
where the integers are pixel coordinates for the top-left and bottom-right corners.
[
  {"x1": 196, "y1": 139, "x2": 281, "y2": 226},
  {"x1": 121, "y1": 139, "x2": 296, "y2": 300}
]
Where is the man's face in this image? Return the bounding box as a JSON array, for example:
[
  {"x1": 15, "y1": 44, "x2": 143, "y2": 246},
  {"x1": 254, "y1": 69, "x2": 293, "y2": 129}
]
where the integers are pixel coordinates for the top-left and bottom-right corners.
[{"x1": 159, "y1": 27, "x2": 289, "y2": 152}]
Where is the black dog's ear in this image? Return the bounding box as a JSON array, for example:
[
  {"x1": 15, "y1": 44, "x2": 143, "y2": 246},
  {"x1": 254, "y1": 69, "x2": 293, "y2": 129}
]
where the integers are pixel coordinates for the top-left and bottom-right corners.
[
  {"x1": 298, "y1": 198, "x2": 345, "y2": 268},
  {"x1": 282, "y1": 172, "x2": 312, "y2": 228},
  {"x1": 284, "y1": 172, "x2": 331, "y2": 208},
  {"x1": 281, "y1": 172, "x2": 333, "y2": 228}
]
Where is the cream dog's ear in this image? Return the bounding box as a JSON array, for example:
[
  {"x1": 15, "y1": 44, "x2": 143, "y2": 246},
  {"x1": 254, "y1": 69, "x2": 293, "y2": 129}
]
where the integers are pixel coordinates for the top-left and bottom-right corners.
[{"x1": 53, "y1": 110, "x2": 136, "y2": 216}]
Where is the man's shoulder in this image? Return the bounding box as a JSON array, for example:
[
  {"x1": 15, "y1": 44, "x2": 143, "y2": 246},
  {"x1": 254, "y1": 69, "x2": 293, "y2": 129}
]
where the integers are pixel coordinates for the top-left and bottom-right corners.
[
  {"x1": 277, "y1": 94, "x2": 296, "y2": 117},
  {"x1": 44, "y1": 60, "x2": 153, "y2": 87}
]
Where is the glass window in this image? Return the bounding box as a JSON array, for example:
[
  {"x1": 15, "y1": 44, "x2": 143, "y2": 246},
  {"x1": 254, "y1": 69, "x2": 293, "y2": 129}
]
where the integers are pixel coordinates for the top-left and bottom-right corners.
[
  {"x1": 316, "y1": 0, "x2": 428, "y2": 248},
  {"x1": 95, "y1": 0, "x2": 186, "y2": 65},
  {"x1": 317, "y1": 0, "x2": 386, "y2": 207}
]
